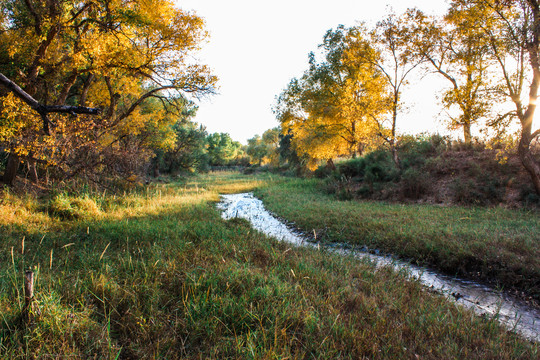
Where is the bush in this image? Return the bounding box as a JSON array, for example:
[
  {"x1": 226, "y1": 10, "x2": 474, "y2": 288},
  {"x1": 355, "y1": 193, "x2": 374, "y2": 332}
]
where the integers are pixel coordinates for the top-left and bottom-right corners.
[
  {"x1": 313, "y1": 164, "x2": 336, "y2": 179},
  {"x1": 401, "y1": 168, "x2": 430, "y2": 199},
  {"x1": 336, "y1": 186, "x2": 354, "y2": 200},
  {"x1": 337, "y1": 150, "x2": 398, "y2": 183},
  {"x1": 450, "y1": 177, "x2": 503, "y2": 206},
  {"x1": 322, "y1": 135, "x2": 534, "y2": 206},
  {"x1": 398, "y1": 135, "x2": 448, "y2": 170},
  {"x1": 451, "y1": 179, "x2": 477, "y2": 205},
  {"x1": 336, "y1": 157, "x2": 367, "y2": 178},
  {"x1": 520, "y1": 186, "x2": 540, "y2": 207}
]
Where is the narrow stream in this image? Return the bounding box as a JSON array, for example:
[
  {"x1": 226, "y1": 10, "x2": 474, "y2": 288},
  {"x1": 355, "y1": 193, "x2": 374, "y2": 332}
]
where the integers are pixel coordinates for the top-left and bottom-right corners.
[{"x1": 217, "y1": 192, "x2": 540, "y2": 342}]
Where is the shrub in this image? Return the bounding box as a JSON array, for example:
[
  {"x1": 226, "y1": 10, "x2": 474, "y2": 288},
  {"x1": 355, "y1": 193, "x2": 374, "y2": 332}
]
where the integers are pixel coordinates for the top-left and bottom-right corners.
[
  {"x1": 337, "y1": 150, "x2": 398, "y2": 182},
  {"x1": 398, "y1": 135, "x2": 448, "y2": 170},
  {"x1": 520, "y1": 186, "x2": 540, "y2": 207},
  {"x1": 364, "y1": 156, "x2": 398, "y2": 183},
  {"x1": 336, "y1": 186, "x2": 354, "y2": 200},
  {"x1": 450, "y1": 177, "x2": 503, "y2": 205},
  {"x1": 336, "y1": 157, "x2": 367, "y2": 178},
  {"x1": 401, "y1": 168, "x2": 430, "y2": 199},
  {"x1": 356, "y1": 184, "x2": 372, "y2": 198},
  {"x1": 313, "y1": 164, "x2": 336, "y2": 179}
]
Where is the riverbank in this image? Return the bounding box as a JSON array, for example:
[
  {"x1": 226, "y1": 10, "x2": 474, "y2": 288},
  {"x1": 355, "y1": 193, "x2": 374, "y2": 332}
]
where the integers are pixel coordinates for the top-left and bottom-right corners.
[
  {"x1": 218, "y1": 192, "x2": 540, "y2": 342},
  {"x1": 255, "y1": 177, "x2": 540, "y2": 305},
  {"x1": 0, "y1": 172, "x2": 537, "y2": 358}
]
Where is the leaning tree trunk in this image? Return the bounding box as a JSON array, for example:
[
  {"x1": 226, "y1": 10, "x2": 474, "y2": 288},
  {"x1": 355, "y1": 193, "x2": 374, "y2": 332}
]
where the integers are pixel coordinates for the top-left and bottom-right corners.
[
  {"x1": 518, "y1": 145, "x2": 540, "y2": 195},
  {"x1": 326, "y1": 158, "x2": 336, "y2": 171}
]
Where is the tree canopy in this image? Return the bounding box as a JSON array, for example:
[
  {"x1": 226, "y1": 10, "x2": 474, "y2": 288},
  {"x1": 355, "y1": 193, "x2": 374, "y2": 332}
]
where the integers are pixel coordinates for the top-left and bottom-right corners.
[
  {"x1": 274, "y1": 2, "x2": 540, "y2": 194},
  {"x1": 0, "y1": 0, "x2": 217, "y2": 184}
]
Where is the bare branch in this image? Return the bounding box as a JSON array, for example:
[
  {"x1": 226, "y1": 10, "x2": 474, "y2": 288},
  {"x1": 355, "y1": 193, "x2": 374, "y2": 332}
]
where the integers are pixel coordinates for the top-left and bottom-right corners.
[
  {"x1": 22, "y1": 0, "x2": 42, "y2": 35},
  {"x1": 115, "y1": 85, "x2": 177, "y2": 122}
]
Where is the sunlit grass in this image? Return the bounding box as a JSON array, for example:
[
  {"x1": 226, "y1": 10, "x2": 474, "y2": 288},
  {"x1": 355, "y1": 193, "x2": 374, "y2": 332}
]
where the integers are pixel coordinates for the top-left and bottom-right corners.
[{"x1": 0, "y1": 172, "x2": 537, "y2": 358}]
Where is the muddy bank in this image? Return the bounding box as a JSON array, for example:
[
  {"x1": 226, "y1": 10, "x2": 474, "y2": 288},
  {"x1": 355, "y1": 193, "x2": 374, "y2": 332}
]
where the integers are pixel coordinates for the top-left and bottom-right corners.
[{"x1": 218, "y1": 192, "x2": 540, "y2": 342}]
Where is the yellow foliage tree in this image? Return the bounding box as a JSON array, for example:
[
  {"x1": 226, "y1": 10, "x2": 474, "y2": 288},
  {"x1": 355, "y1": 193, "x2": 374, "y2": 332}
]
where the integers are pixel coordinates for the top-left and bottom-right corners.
[
  {"x1": 0, "y1": 0, "x2": 217, "y2": 184},
  {"x1": 407, "y1": 8, "x2": 495, "y2": 144},
  {"x1": 275, "y1": 27, "x2": 387, "y2": 170}
]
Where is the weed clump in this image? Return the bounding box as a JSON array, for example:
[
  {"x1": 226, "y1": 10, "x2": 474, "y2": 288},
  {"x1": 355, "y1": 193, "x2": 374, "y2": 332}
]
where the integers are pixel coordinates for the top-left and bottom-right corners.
[{"x1": 47, "y1": 193, "x2": 101, "y2": 220}]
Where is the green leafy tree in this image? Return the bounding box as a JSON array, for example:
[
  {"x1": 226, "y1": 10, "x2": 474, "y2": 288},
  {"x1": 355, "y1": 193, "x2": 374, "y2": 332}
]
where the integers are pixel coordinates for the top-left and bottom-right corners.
[
  {"x1": 246, "y1": 135, "x2": 267, "y2": 166},
  {"x1": 246, "y1": 127, "x2": 281, "y2": 166},
  {"x1": 154, "y1": 122, "x2": 209, "y2": 175},
  {"x1": 206, "y1": 133, "x2": 243, "y2": 166}
]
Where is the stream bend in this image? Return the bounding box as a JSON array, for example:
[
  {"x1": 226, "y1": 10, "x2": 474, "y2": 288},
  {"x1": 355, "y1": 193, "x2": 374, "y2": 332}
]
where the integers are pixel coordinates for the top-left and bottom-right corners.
[{"x1": 217, "y1": 192, "x2": 540, "y2": 342}]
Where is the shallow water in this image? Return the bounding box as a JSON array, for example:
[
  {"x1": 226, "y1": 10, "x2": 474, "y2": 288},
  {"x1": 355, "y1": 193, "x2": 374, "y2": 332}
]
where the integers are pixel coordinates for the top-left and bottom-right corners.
[{"x1": 217, "y1": 192, "x2": 540, "y2": 342}]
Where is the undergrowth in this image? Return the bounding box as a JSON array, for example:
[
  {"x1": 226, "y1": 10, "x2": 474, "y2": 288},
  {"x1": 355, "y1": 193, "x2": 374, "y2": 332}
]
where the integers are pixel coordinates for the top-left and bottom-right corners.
[{"x1": 318, "y1": 135, "x2": 540, "y2": 207}]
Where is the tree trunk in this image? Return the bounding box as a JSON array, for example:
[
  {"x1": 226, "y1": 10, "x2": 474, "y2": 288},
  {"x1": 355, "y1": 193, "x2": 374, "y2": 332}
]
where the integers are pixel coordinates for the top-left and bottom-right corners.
[
  {"x1": 326, "y1": 158, "x2": 336, "y2": 171},
  {"x1": 519, "y1": 148, "x2": 540, "y2": 194},
  {"x1": 357, "y1": 143, "x2": 365, "y2": 157},
  {"x1": 391, "y1": 93, "x2": 401, "y2": 170},
  {"x1": 518, "y1": 50, "x2": 540, "y2": 194},
  {"x1": 27, "y1": 159, "x2": 38, "y2": 184},
  {"x1": 463, "y1": 122, "x2": 472, "y2": 144},
  {"x1": 391, "y1": 145, "x2": 401, "y2": 170},
  {"x1": 518, "y1": 131, "x2": 540, "y2": 195},
  {"x1": 3, "y1": 153, "x2": 20, "y2": 185}
]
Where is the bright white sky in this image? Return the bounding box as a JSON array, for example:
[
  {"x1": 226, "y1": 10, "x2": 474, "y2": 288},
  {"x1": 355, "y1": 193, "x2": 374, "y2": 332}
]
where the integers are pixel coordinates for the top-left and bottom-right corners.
[{"x1": 177, "y1": 0, "x2": 451, "y2": 144}]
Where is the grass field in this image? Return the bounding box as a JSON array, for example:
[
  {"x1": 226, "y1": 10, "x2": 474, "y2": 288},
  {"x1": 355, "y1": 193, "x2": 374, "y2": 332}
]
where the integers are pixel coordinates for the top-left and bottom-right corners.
[
  {"x1": 256, "y1": 177, "x2": 540, "y2": 302},
  {"x1": 0, "y1": 172, "x2": 538, "y2": 358}
]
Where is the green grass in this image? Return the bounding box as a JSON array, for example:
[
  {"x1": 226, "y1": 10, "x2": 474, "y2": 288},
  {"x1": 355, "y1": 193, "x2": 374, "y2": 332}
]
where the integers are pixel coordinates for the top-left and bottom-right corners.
[
  {"x1": 255, "y1": 177, "x2": 540, "y2": 301},
  {"x1": 0, "y1": 172, "x2": 537, "y2": 358}
]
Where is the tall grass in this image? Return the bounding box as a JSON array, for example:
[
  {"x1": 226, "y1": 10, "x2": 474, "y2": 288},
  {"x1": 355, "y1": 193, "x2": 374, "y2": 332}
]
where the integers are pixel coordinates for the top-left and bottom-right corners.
[{"x1": 0, "y1": 172, "x2": 537, "y2": 358}]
